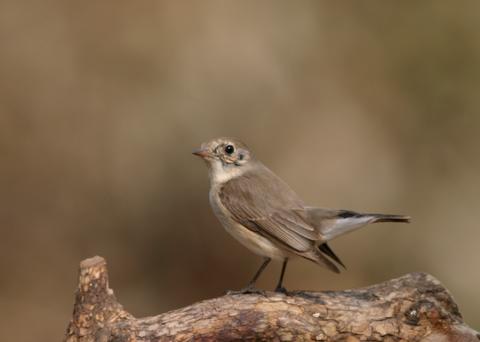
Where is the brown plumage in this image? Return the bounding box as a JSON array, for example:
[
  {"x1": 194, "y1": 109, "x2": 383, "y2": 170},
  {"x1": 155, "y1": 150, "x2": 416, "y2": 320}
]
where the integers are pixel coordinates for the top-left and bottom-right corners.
[{"x1": 194, "y1": 137, "x2": 410, "y2": 293}]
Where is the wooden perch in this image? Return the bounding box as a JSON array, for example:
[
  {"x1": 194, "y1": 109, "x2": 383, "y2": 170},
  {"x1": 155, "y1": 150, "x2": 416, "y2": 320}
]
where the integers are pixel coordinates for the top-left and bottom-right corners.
[{"x1": 64, "y1": 256, "x2": 479, "y2": 341}]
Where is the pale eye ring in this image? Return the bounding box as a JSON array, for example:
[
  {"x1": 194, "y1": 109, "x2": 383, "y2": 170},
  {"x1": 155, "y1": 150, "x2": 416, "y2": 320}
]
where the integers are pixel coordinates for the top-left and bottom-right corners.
[{"x1": 224, "y1": 144, "x2": 234, "y2": 155}]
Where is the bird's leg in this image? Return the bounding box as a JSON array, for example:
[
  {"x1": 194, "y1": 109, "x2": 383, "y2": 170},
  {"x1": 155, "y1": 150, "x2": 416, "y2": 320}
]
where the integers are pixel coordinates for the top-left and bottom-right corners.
[
  {"x1": 274, "y1": 258, "x2": 288, "y2": 294},
  {"x1": 227, "y1": 257, "x2": 271, "y2": 295}
]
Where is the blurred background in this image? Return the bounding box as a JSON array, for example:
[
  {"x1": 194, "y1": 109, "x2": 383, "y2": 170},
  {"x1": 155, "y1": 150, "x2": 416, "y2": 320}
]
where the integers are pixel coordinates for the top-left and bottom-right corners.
[{"x1": 1, "y1": 1, "x2": 479, "y2": 340}]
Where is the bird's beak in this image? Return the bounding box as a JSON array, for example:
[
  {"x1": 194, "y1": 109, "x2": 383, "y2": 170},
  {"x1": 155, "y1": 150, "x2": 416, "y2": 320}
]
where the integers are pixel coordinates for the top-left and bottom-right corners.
[{"x1": 192, "y1": 148, "x2": 211, "y2": 159}]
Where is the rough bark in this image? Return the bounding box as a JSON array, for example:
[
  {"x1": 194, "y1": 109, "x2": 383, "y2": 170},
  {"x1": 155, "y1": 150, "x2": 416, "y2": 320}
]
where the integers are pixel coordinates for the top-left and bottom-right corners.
[{"x1": 64, "y1": 256, "x2": 479, "y2": 342}]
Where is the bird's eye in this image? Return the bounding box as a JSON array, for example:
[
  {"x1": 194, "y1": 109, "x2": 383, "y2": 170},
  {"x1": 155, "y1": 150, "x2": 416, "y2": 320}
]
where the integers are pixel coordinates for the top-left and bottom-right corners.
[{"x1": 224, "y1": 145, "x2": 235, "y2": 155}]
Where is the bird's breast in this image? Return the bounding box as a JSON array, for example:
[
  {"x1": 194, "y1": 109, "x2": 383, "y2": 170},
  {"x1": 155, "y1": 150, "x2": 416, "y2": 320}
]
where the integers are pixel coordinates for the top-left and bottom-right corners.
[{"x1": 209, "y1": 186, "x2": 288, "y2": 260}]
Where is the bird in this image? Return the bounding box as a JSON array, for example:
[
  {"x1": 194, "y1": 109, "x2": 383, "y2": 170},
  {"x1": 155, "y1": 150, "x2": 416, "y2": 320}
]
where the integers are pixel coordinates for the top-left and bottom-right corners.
[{"x1": 193, "y1": 137, "x2": 410, "y2": 294}]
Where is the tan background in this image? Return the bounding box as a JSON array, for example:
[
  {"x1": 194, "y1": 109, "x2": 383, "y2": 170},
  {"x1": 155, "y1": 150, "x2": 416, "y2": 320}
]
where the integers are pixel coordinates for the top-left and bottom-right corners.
[{"x1": 0, "y1": 2, "x2": 479, "y2": 341}]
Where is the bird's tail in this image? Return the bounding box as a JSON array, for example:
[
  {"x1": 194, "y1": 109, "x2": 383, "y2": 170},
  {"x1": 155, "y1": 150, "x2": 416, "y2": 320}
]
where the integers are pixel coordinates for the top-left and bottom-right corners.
[
  {"x1": 302, "y1": 209, "x2": 410, "y2": 273},
  {"x1": 369, "y1": 214, "x2": 411, "y2": 224},
  {"x1": 306, "y1": 207, "x2": 410, "y2": 241}
]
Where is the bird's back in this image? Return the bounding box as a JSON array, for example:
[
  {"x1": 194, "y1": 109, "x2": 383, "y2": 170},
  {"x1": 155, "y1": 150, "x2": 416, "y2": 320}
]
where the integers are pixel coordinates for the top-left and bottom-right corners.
[{"x1": 233, "y1": 163, "x2": 306, "y2": 212}]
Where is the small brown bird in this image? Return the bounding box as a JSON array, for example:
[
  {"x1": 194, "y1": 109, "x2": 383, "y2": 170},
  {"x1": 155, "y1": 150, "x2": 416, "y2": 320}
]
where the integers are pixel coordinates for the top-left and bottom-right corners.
[{"x1": 193, "y1": 137, "x2": 410, "y2": 294}]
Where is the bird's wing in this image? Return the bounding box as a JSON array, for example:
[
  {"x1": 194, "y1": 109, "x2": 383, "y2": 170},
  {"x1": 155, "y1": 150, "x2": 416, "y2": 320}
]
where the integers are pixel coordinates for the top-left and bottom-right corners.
[{"x1": 219, "y1": 166, "x2": 318, "y2": 252}]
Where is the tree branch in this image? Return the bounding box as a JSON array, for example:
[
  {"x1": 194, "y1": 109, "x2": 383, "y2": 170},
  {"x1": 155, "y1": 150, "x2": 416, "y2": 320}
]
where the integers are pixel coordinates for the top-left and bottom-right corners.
[{"x1": 64, "y1": 256, "x2": 479, "y2": 341}]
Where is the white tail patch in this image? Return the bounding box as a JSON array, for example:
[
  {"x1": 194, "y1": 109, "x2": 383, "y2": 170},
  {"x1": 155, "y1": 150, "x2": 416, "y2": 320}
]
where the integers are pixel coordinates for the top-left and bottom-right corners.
[{"x1": 321, "y1": 216, "x2": 376, "y2": 241}]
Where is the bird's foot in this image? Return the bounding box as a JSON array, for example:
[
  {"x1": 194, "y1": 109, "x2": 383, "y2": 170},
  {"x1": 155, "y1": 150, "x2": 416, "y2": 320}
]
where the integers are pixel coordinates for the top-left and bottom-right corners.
[
  {"x1": 226, "y1": 285, "x2": 266, "y2": 296},
  {"x1": 274, "y1": 286, "x2": 289, "y2": 294}
]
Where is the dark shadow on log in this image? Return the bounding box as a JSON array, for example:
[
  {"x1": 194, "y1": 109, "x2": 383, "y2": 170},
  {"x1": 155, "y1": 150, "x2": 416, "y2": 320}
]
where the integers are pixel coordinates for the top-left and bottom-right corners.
[{"x1": 64, "y1": 256, "x2": 479, "y2": 341}]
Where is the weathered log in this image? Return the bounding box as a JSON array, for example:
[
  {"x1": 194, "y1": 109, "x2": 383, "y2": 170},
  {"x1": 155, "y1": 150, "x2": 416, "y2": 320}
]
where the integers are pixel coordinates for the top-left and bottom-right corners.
[{"x1": 64, "y1": 256, "x2": 478, "y2": 341}]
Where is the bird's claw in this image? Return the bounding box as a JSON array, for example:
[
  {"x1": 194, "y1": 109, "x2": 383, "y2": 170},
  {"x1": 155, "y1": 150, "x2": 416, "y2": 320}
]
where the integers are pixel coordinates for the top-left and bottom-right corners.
[
  {"x1": 226, "y1": 286, "x2": 266, "y2": 296},
  {"x1": 274, "y1": 286, "x2": 289, "y2": 294}
]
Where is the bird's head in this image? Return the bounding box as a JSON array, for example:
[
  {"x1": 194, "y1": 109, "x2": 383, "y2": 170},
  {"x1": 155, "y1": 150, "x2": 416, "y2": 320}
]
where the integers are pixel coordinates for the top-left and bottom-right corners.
[{"x1": 193, "y1": 137, "x2": 254, "y2": 183}]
